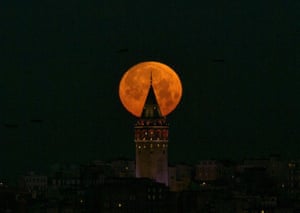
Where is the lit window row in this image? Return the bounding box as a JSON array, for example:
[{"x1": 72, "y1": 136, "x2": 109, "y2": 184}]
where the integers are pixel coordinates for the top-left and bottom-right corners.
[
  {"x1": 147, "y1": 194, "x2": 163, "y2": 200},
  {"x1": 136, "y1": 144, "x2": 168, "y2": 149}
]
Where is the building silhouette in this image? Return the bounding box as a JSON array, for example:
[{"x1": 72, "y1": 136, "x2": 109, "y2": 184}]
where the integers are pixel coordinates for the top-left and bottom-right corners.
[{"x1": 134, "y1": 75, "x2": 169, "y2": 186}]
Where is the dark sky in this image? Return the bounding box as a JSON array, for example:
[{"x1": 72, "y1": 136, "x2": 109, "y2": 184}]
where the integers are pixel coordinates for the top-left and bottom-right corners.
[{"x1": 0, "y1": 1, "x2": 299, "y2": 179}]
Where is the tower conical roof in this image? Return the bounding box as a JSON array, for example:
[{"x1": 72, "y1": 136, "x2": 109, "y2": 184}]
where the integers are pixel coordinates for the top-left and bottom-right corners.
[{"x1": 141, "y1": 76, "x2": 162, "y2": 118}]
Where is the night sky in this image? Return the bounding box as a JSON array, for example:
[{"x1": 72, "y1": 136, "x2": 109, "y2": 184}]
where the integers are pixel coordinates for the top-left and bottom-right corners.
[{"x1": 1, "y1": 1, "x2": 299, "y2": 179}]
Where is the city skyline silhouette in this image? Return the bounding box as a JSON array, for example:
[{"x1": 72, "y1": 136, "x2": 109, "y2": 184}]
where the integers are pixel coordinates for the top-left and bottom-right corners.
[{"x1": 1, "y1": 1, "x2": 299, "y2": 181}]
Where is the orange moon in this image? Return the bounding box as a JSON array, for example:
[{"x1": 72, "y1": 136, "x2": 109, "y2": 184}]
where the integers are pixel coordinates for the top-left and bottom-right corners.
[{"x1": 119, "y1": 61, "x2": 182, "y2": 117}]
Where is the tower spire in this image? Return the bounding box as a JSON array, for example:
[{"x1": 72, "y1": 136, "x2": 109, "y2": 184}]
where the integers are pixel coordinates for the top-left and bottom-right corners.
[{"x1": 141, "y1": 71, "x2": 162, "y2": 118}]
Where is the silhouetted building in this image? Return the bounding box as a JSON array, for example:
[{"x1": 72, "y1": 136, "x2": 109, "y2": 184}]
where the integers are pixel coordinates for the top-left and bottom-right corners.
[
  {"x1": 87, "y1": 177, "x2": 170, "y2": 212},
  {"x1": 50, "y1": 164, "x2": 81, "y2": 189},
  {"x1": 134, "y1": 76, "x2": 169, "y2": 186},
  {"x1": 168, "y1": 164, "x2": 192, "y2": 192},
  {"x1": 176, "y1": 188, "x2": 234, "y2": 213},
  {"x1": 80, "y1": 161, "x2": 112, "y2": 187},
  {"x1": 287, "y1": 160, "x2": 300, "y2": 195},
  {"x1": 110, "y1": 158, "x2": 135, "y2": 178},
  {"x1": 19, "y1": 172, "x2": 47, "y2": 199},
  {"x1": 195, "y1": 160, "x2": 223, "y2": 182}
]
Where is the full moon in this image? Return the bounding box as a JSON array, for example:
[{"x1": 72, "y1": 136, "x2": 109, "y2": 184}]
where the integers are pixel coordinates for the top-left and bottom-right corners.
[{"x1": 119, "y1": 61, "x2": 182, "y2": 117}]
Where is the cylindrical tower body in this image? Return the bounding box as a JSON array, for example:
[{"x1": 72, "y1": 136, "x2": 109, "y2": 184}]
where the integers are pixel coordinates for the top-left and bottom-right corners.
[{"x1": 135, "y1": 118, "x2": 169, "y2": 185}]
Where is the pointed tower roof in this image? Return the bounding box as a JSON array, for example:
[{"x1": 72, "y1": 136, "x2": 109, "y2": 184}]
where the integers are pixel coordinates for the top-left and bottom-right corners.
[{"x1": 141, "y1": 72, "x2": 162, "y2": 118}]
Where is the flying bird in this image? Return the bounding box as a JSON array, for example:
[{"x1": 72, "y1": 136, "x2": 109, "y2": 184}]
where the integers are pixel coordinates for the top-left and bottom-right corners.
[
  {"x1": 212, "y1": 59, "x2": 225, "y2": 63},
  {"x1": 3, "y1": 123, "x2": 19, "y2": 128}
]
